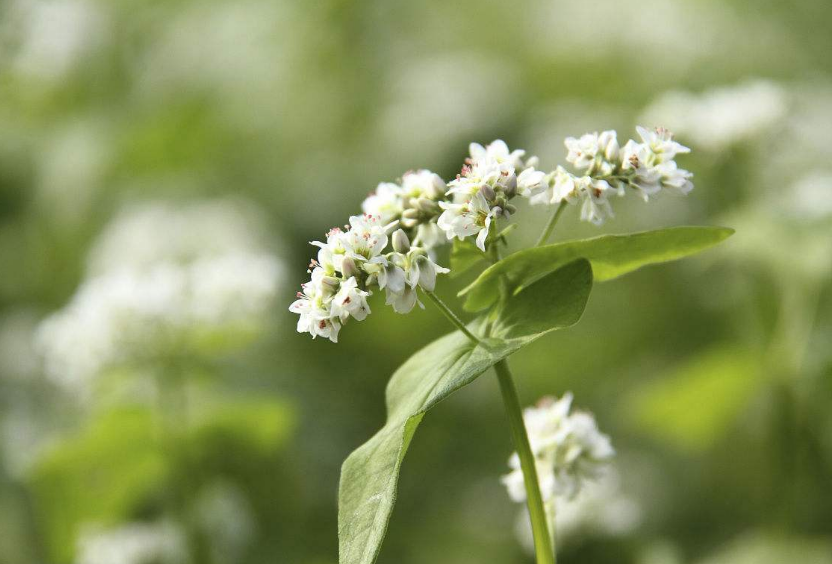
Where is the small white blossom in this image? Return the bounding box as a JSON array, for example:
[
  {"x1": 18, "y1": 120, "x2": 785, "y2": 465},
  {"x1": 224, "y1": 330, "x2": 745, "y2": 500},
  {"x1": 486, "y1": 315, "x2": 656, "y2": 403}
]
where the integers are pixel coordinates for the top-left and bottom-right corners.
[
  {"x1": 289, "y1": 268, "x2": 342, "y2": 343},
  {"x1": 362, "y1": 183, "x2": 404, "y2": 224},
  {"x1": 469, "y1": 139, "x2": 529, "y2": 170},
  {"x1": 501, "y1": 393, "x2": 614, "y2": 504},
  {"x1": 635, "y1": 125, "x2": 690, "y2": 163},
  {"x1": 437, "y1": 191, "x2": 496, "y2": 251},
  {"x1": 400, "y1": 169, "x2": 446, "y2": 200},
  {"x1": 565, "y1": 131, "x2": 619, "y2": 175},
  {"x1": 340, "y1": 214, "x2": 389, "y2": 262},
  {"x1": 330, "y1": 277, "x2": 371, "y2": 322}
]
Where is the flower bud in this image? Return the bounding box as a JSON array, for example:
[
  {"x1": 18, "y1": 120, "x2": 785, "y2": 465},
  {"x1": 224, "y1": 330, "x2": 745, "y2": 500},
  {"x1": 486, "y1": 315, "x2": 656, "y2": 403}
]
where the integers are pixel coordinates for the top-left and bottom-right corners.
[
  {"x1": 320, "y1": 275, "x2": 341, "y2": 297},
  {"x1": 341, "y1": 256, "x2": 359, "y2": 278},
  {"x1": 402, "y1": 208, "x2": 420, "y2": 220},
  {"x1": 401, "y1": 217, "x2": 418, "y2": 228},
  {"x1": 392, "y1": 229, "x2": 411, "y2": 254},
  {"x1": 480, "y1": 184, "x2": 496, "y2": 201},
  {"x1": 503, "y1": 174, "x2": 517, "y2": 198},
  {"x1": 415, "y1": 197, "x2": 439, "y2": 214},
  {"x1": 505, "y1": 204, "x2": 518, "y2": 216}
]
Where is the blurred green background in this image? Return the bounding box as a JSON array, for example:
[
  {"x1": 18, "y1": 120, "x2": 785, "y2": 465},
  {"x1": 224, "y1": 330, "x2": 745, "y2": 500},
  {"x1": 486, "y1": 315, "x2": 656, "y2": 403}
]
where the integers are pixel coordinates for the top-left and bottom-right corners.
[{"x1": 1, "y1": 0, "x2": 831, "y2": 563}]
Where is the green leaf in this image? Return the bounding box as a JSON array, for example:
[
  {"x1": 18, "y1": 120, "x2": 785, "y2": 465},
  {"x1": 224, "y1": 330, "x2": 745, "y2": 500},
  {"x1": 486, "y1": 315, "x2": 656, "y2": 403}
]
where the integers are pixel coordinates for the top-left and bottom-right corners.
[
  {"x1": 459, "y1": 226, "x2": 734, "y2": 312},
  {"x1": 338, "y1": 260, "x2": 593, "y2": 564},
  {"x1": 449, "y1": 238, "x2": 488, "y2": 278}
]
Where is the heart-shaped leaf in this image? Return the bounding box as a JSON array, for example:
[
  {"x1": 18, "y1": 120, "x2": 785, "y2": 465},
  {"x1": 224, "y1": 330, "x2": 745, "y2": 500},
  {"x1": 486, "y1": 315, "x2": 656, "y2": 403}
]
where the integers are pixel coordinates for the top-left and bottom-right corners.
[
  {"x1": 459, "y1": 226, "x2": 733, "y2": 312},
  {"x1": 338, "y1": 259, "x2": 593, "y2": 564}
]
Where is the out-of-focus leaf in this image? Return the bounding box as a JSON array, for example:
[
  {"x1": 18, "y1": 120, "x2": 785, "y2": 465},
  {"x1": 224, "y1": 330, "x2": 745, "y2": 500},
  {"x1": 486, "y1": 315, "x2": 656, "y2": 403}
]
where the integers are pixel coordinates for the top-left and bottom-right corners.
[
  {"x1": 626, "y1": 346, "x2": 760, "y2": 452},
  {"x1": 697, "y1": 531, "x2": 832, "y2": 564},
  {"x1": 338, "y1": 260, "x2": 592, "y2": 564},
  {"x1": 449, "y1": 238, "x2": 488, "y2": 278},
  {"x1": 28, "y1": 399, "x2": 294, "y2": 563},
  {"x1": 28, "y1": 409, "x2": 168, "y2": 564},
  {"x1": 459, "y1": 226, "x2": 734, "y2": 311}
]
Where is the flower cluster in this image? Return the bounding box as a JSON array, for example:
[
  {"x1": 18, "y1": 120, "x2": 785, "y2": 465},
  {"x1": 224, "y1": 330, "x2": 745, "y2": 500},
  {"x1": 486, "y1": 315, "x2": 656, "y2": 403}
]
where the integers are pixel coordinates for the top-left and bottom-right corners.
[
  {"x1": 290, "y1": 214, "x2": 449, "y2": 342},
  {"x1": 501, "y1": 393, "x2": 614, "y2": 504},
  {"x1": 439, "y1": 140, "x2": 545, "y2": 250},
  {"x1": 292, "y1": 132, "x2": 690, "y2": 341},
  {"x1": 531, "y1": 127, "x2": 694, "y2": 224}
]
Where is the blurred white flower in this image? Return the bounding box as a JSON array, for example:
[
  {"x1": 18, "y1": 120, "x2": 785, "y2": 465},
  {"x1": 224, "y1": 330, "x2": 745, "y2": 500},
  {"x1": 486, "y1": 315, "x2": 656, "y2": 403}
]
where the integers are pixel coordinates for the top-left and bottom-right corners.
[
  {"x1": 76, "y1": 521, "x2": 188, "y2": 564},
  {"x1": 11, "y1": 0, "x2": 109, "y2": 79},
  {"x1": 641, "y1": 81, "x2": 788, "y2": 151},
  {"x1": 36, "y1": 199, "x2": 283, "y2": 387},
  {"x1": 194, "y1": 481, "x2": 256, "y2": 564},
  {"x1": 87, "y1": 199, "x2": 271, "y2": 275},
  {"x1": 502, "y1": 393, "x2": 614, "y2": 504},
  {"x1": 513, "y1": 470, "x2": 641, "y2": 551}
]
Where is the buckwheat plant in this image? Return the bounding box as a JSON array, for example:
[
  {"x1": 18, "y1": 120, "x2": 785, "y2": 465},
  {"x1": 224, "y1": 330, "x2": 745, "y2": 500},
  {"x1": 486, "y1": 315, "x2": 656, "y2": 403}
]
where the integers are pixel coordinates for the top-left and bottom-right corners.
[{"x1": 291, "y1": 128, "x2": 733, "y2": 564}]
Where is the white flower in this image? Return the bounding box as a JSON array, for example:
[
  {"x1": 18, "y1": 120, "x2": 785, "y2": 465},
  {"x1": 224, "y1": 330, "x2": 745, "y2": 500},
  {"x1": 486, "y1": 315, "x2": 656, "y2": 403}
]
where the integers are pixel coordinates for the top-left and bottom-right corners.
[
  {"x1": 400, "y1": 169, "x2": 446, "y2": 200},
  {"x1": 635, "y1": 125, "x2": 690, "y2": 163},
  {"x1": 290, "y1": 267, "x2": 342, "y2": 343},
  {"x1": 361, "y1": 182, "x2": 404, "y2": 224},
  {"x1": 404, "y1": 251, "x2": 450, "y2": 293},
  {"x1": 340, "y1": 214, "x2": 389, "y2": 261},
  {"x1": 437, "y1": 191, "x2": 496, "y2": 251},
  {"x1": 75, "y1": 521, "x2": 188, "y2": 564},
  {"x1": 516, "y1": 167, "x2": 547, "y2": 198},
  {"x1": 655, "y1": 160, "x2": 694, "y2": 194},
  {"x1": 469, "y1": 139, "x2": 529, "y2": 170},
  {"x1": 330, "y1": 276, "x2": 371, "y2": 322},
  {"x1": 310, "y1": 227, "x2": 347, "y2": 274},
  {"x1": 502, "y1": 393, "x2": 614, "y2": 505},
  {"x1": 564, "y1": 131, "x2": 618, "y2": 175}
]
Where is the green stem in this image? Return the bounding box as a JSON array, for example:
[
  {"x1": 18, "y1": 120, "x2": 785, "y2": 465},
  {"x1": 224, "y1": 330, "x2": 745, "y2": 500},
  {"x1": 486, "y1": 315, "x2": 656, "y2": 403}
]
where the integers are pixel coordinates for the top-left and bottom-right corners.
[
  {"x1": 535, "y1": 201, "x2": 567, "y2": 247},
  {"x1": 426, "y1": 260, "x2": 555, "y2": 563},
  {"x1": 494, "y1": 359, "x2": 556, "y2": 564},
  {"x1": 424, "y1": 290, "x2": 480, "y2": 344}
]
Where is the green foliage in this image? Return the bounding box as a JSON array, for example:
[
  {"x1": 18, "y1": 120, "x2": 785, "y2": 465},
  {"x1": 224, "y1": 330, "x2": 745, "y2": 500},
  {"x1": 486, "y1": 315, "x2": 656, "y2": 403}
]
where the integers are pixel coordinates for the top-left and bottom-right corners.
[
  {"x1": 28, "y1": 409, "x2": 168, "y2": 563},
  {"x1": 626, "y1": 346, "x2": 760, "y2": 453},
  {"x1": 28, "y1": 399, "x2": 294, "y2": 564},
  {"x1": 338, "y1": 260, "x2": 593, "y2": 564},
  {"x1": 449, "y1": 238, "x2": 488, "y2": 278},
  {"x1": 459, "y1": 227, "x2": 734, "y2": 311}
]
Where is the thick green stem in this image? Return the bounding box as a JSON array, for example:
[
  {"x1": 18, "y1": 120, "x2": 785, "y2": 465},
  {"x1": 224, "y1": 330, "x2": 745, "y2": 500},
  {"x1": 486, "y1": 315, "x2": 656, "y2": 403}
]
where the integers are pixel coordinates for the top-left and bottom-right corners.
[
  {"x1": 424, "y1": 290, "x2": 480, "y2": 344},
  {"x1": 494, "y1": 359, "x2": 556, "y2": 564},
  {"x1": 535, "y1": 201, "x2": 568, "y2": 247}
]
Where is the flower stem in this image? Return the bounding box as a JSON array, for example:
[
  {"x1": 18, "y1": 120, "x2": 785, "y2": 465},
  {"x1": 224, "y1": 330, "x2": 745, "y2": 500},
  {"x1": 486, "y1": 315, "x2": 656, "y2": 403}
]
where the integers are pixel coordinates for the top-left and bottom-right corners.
[
  {"x1": 424, "y1": 290, "x2": 481, "y2": 344},
  {"x1": 494, "y1": 359, "x2": 556, "y2": 564},
  {"x1": 535, "y1": 201, "x2": 568, "y2": 247}
]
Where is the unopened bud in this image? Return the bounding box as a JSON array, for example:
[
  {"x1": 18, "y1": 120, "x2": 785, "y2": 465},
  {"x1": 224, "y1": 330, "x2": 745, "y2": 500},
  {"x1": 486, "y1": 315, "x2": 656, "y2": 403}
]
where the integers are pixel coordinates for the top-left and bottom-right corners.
[
  {"x1": 401, "y1": 217, "x2": 418, "y2": 229},
  {"x1": 505, "y1": 204, "x2": 518, "y2": 216},
  {"x1": 503, "y1": 174, "x2": 517, "y2": 198},
  {"x1": 402, "y1": 208, "x2": 420, "y2": 220},
  {"x1": 415, "y1": 197, "x2": 439, "y2": 213},
  {"x1": 341, "y1": 256, "x2": 359, "y2": 278},
  {"x1": 392, "y1": 229, "x2": 411, "y2": 253},
  {"x1": 320, "y1": 275, "x2": 340, "y2": 297},
  {"x1": 480, "y1": 184, "x2": 496, "y2": 201}
]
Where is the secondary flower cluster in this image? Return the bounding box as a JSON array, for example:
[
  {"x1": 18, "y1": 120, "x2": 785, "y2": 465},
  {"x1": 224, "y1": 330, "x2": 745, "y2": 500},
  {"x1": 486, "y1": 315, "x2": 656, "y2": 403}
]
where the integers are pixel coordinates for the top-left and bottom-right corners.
[
  {"x1": 292, "y1": 129, "x2": 692, "y2": 341},
  {"x1": 531, "y1": 127, "x2": 694, "y2": 224},
  {"x1": 501, "y1": 393, "x2": 614, "y2": 505},
  {"x1": 290, "y1": 214, "x2": 449, "y2": 342}
]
